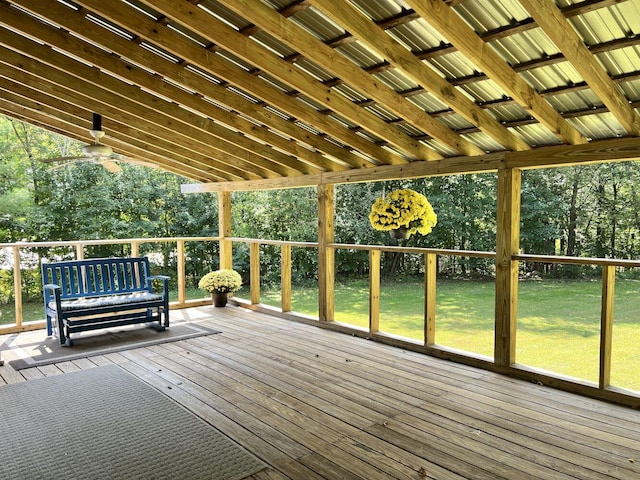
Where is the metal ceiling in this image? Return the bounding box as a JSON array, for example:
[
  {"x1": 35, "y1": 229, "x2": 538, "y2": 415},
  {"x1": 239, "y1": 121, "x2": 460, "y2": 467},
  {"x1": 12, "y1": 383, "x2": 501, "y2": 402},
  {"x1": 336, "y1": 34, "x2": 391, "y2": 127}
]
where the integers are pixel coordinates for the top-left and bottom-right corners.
[{"x1": 0, "y1": 0, "x2": 639, "y2": 186}]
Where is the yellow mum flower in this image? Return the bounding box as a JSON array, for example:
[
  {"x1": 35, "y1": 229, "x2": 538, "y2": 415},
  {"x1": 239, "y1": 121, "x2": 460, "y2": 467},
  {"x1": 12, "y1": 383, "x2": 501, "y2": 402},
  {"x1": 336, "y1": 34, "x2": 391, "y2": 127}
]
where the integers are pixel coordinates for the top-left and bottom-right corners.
[{"x1": 369, "y1": 189, "x2": 437, "y2": 238}]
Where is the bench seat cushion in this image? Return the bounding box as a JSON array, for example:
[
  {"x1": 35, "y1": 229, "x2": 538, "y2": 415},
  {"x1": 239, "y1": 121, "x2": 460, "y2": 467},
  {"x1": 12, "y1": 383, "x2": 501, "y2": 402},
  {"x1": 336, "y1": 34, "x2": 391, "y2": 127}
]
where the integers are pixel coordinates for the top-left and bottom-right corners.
[{"x1": 50, "y1": 292, "x2": 164, "y2": 312}]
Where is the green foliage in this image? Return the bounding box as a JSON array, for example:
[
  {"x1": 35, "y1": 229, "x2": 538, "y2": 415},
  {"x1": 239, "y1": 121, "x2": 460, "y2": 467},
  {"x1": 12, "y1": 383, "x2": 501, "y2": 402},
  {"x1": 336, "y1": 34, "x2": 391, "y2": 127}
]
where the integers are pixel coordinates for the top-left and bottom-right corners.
[{"x1": 5, "y1": 114, "x2": 640, "y2": 299}]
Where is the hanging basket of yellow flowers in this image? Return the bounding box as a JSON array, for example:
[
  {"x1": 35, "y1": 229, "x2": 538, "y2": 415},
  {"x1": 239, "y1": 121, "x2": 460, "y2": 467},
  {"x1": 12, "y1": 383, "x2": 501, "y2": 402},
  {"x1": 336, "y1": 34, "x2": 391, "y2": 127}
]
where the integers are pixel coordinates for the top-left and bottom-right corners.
[{"x1": 369, "y1": 189, "x2": 437, "y2": 239}]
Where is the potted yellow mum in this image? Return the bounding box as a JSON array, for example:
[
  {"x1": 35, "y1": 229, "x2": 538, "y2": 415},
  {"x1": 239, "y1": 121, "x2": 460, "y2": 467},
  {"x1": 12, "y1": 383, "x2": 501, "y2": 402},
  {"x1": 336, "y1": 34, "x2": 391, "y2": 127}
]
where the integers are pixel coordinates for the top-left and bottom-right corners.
[
  {"x1": 369, "y1": 189, "x2": 437, "y2": 239},
  {"x1": 198, "y1": 269, "x2": 242, "y2": 307}
]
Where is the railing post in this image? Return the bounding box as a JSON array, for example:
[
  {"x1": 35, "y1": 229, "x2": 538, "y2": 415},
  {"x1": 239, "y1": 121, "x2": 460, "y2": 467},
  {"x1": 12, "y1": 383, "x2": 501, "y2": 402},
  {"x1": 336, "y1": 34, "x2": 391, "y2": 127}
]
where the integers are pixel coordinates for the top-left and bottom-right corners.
[
  {"x1": 281, "y1": 244, "x2": 291, "y2": 312},
  {"x1": 495, "y1": 167, "x2": 521, "y2": 367},
  {"x1": 75, "y1": 243, "x2": 84, "y2": 260},
  {"x1": 369, "y1": 249, "x2": 380, "y2": 334},
  {"x1": 12, "y1": 246, "x2": 23, "y2": 328},
  {"x1": 318, "y1": 184, "x2": 335, "y2": 322},
  {"x1": 219, "y1": 191, "x2": 233, "y2": 269},
  {"x1": 425, "y1": 253, "x2": 437, "y2": 346},
  {"x1": 177, "y1": 239, "x2": 186, "y2": 305},
  {"x1": 599, "y1": 265, "x2": 615, "y2": 389},
  {"x1": 130, "y1": 241, "x2": 139, "y2": 258},
  {"x1": 250, "y1": 242, "x2": 260, "y2": 304}
]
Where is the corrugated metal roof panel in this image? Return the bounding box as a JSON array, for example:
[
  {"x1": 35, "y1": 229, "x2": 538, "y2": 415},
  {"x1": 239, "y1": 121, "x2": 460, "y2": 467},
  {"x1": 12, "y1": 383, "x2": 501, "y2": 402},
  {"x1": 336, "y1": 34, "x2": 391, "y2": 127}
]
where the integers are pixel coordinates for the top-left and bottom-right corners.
[
  {"x1": 292, "y1": 6, "x2": 346, "y2": 41},
  {"x1": 349, "y1": 0, "x2": 403, "y2": 22},
  {"x1": 597, "y1": 47, "x2": 640, "y2": 77},
  {"x1": 427, "y1": 51, "x2": 482, "y2": 80},
  {"x1": 374, "y1": 69, "x2": 420, "y2": 94},
  {"x1": 454, "y1": 0, "x2": 530, "y2": 33},
  {"x1": 619, "y1": 78, "x2": 640, "y2": 102},
  {"x1": 462, "y1": 131, "x2": 507, "y2": 153},
  {"x1": 569, "y1": 112, "x2": 627, "y2": 140},
  {"x1": 334, "y1": 42, "x2": 385, "y2": 69},
  {"x1": 512, "y1": 124, "x2": 563, "y2": 147},
  {"x1": 293, "y1": 58, "x2": 336, "y2": 83}
]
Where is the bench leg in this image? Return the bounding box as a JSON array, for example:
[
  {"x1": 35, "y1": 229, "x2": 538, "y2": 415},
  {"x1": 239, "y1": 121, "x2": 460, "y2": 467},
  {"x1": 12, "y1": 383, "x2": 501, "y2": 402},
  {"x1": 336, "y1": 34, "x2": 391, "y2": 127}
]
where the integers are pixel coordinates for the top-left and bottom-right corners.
[
  {"x1": 58, "y1": 317, "x2": 68, "y2": 346},
  {"x1": 163, "y1": 306, "x2": 169, "y2": 328}
]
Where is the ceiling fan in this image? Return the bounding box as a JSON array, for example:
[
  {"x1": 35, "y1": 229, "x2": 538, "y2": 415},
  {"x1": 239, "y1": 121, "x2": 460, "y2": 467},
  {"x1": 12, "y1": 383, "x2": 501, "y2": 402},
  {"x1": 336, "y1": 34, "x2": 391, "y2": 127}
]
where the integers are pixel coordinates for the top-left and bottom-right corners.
[{"x1": 38, "y1": 113, "x2": 123, "y2": 173}]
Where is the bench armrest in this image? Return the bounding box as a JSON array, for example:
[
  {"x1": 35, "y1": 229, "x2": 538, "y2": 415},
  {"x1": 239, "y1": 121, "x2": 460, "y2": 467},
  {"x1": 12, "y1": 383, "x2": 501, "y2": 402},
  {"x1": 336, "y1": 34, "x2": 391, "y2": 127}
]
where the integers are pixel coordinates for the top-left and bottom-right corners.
[
  {"x1": 146, "y1": 275, "x2": 170, "y2": 297},
  {"x1": 43, "y1": 284, "x2": 61, "y2": 303}
]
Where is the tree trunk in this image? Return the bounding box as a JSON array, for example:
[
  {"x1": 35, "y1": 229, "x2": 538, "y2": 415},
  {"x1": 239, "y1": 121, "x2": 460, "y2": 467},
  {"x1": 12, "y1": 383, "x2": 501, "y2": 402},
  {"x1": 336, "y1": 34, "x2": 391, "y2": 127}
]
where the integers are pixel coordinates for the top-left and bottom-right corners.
[{"x1": 566, "y1": 171, "x2": 579, "y2": 256}]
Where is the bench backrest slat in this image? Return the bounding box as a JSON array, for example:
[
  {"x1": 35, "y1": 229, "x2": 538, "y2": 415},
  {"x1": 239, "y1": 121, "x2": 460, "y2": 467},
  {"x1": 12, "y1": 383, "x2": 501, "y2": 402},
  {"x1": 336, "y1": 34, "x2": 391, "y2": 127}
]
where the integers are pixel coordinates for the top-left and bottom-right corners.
[{"x1": 42, "y1": 257, "x2": 152, "y2": 301}]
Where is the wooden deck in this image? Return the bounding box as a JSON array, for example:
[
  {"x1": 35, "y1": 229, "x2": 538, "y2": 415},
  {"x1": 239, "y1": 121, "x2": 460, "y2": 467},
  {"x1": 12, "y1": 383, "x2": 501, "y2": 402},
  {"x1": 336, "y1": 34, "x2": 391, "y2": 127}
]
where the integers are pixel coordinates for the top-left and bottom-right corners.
[{"x1": 2, "y1": 306, "x2": 640, "y2": 479}]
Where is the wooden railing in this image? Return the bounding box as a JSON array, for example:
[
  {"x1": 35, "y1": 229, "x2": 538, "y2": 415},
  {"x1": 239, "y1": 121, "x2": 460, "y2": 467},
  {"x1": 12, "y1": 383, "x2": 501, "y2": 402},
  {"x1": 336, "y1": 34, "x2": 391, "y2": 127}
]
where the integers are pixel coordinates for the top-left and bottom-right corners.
[
  {"x1": 0, "y1": 237, "x2": 218, "y2": 333},
  {"x1": 3, "y1": 237, "x2": 640, "y2": 406}
]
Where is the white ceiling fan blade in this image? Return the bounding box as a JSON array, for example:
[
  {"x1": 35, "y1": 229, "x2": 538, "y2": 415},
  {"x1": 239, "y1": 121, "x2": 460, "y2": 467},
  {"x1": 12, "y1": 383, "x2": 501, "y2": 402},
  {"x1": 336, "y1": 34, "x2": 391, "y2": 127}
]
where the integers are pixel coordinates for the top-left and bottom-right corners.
[
  {"x1": 100, "y1": 160, "x2": 122, "y2": 173},
  {"x1": 38, "y1": 155, "x2": 87, "y2": 163}
]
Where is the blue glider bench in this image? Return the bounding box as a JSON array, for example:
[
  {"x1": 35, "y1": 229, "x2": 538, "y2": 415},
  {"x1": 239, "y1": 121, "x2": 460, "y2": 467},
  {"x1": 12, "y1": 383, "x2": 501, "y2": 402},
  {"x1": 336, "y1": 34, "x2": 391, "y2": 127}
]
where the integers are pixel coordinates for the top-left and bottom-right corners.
[{"x1": 42, "y1": 257, "x2": 169, "y2": 346}]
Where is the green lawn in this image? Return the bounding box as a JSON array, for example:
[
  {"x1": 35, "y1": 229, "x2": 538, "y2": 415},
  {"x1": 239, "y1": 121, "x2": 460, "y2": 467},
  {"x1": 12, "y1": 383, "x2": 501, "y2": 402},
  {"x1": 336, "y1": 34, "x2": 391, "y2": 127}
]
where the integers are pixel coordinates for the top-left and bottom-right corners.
[
  {"x1": 5, "y1": 278, "x2": 640, "y2": 392},
  {"x1": 251, "y1": 278, "x2": 640, "y2": 392}
]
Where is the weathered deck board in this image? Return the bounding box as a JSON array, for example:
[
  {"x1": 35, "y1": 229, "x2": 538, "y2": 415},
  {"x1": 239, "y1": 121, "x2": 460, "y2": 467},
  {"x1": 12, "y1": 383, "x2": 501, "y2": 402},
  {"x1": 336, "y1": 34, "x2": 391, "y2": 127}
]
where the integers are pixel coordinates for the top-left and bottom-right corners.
[{"x1": 2, "y1": 305, "x2": 640, "y2": 479}]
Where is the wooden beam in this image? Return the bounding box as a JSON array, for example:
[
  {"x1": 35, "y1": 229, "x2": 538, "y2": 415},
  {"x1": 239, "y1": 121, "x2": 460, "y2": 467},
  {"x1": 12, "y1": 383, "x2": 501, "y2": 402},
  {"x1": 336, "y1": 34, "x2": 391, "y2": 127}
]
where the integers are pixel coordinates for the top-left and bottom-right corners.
[
  {"x1": 405, "y1": 0, "x2": 588, "y2": 146},
  {"x1": 519, "y1": 0, "x2": 640, "y2": 136},
  {"x1": 307, "y1": 0, "x2": 529, "y2": 153},
  {"x1": 183, "y1": 136, "x2": 640, "y2": 192},
  {"x1": 137, "y1": 0, "x2": 437, "y2": 161},
  {"x1": 66, "y1": 0, "x2": 403, "y2": 168},
  {"x1": 494, "y1": 168, "x2": 521, "y2": 368},
  {"x1": 219, "y1": 0, "x2": 484, "y2": 157},
  {"x1": 505, "y1": 137, "x2": 640, "y2": 169}
]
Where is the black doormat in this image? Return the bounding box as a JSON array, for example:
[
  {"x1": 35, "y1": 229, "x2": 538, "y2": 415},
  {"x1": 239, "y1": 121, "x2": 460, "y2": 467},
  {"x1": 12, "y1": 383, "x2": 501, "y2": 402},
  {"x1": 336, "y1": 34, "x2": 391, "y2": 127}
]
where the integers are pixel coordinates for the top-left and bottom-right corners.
[{"x1": 2, "y1": 321, "x2": 220, "y2": 370}]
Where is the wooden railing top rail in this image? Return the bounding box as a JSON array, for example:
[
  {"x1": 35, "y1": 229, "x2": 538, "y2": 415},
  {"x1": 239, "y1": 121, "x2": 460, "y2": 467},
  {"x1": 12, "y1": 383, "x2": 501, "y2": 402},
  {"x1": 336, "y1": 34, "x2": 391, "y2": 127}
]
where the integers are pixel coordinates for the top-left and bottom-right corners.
[
  {"x1": 330, "y1": 243, "x2": 497, "y2": 258},
  {"x1": 0, "y1": 236, "x2": 219, "y2": 249},
  {"x1": 515, "y1": 254, "x2": 640, "y2": 268},
  {"x1": 229, "y1": 237, "x2": 318, "y2": 248}
]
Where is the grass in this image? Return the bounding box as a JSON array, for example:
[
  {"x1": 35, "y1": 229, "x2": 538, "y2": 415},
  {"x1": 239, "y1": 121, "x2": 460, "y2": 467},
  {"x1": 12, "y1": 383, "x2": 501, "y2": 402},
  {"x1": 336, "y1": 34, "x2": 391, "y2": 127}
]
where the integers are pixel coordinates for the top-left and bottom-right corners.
[
  {"x1": 246, "y1": 277, "x2": 640, "y2": 392},
  {"x1": 5, "y1": 278, "x2": 640, "y2": 392}
]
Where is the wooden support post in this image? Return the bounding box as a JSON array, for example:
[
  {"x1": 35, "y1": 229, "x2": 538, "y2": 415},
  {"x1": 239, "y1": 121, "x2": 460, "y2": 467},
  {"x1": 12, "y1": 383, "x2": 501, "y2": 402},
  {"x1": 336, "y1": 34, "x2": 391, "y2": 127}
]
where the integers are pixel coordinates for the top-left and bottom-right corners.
[
  {"x1": 75, "y1": 243, "x2": 84, "y2": 260},
  {"x1": 599, "y1": 265, "x2": 615, "y2": 389},
  {"x1": 425, "y1": 253, "x2": 437, "y2": 346},
  {"x1": 130, "y1": 241, "x2": 139, "y2": 258},
  {"x1": 495, "y1": 167, "x2": 521, "y2": 367},
  {"x1": 12, "y1": 246, "x2": 22, "y2": 328},
  {"x1": 219, "y1": 191, "x2": 233, "y2": 269},
  {"x1": 318, "y1": 184, "x2": 335, "y2": 322},
  {"x1": 281, "y1": 244, "x2": 292, "y2": 312},
  {"x1": 369, "y1": 249, "x2": 381, "y2": 334},
  {"x1": 250, "y1": 242, "x2": 260, "y2": 305},
  {"x1": 177, "y1": 239, "x2": 186, "y2": 304}
]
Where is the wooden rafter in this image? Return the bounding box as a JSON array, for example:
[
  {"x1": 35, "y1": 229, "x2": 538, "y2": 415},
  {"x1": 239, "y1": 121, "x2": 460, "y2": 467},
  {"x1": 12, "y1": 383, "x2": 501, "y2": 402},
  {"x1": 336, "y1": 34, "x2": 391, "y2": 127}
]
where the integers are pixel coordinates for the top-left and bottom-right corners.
[
  {"x1": 217, "y1": 0, "x2": 486, "y2": 157},
  {"x1": 1, "y1": 2, "x2": 327, "y2": 179},
  {"x1": 62, "y1": 0, "x2": 408, "y2": 168},
  {"x1": 0, "y1": 42, "x2": 259, "y2": 180},
  {"x1": 0, "y1": 0, "x2": 637, "y2": 185},
  {"x1": 0, "y1": 94, "x2": 217, "y2": 181},
  {"x1": 306, "y1": 0, "x2": 529, "y2": 152},
  {"x1": 405, "y1": 0, "x2": 588, "y2": 146},
  {"x1": 519, "y1": 0, "x2": 640, "y2": 136},
  {"x1": 134, "y1": 0, "x2": 439, "y2": 161}
]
